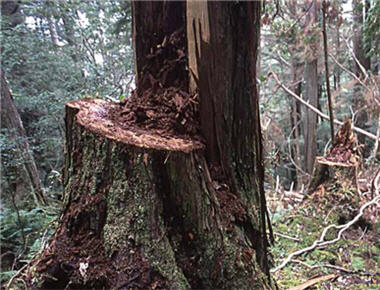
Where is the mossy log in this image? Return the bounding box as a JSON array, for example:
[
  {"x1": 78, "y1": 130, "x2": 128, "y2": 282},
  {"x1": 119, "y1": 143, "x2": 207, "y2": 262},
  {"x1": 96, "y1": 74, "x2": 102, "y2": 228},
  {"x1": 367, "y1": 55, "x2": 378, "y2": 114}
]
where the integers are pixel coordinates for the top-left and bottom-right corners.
[{"x1": 24, "y1": 99, "x2": 271, "y2": 289}]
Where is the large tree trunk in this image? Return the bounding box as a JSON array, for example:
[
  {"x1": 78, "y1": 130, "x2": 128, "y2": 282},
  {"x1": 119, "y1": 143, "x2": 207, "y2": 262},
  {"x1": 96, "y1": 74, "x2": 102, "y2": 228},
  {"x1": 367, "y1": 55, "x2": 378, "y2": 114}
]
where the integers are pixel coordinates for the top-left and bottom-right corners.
[
  {"x1": 24, "y1": 2, "x2": 272, "y2": 289},
  {"x1": 287, "y1": 0, "x2": 304, "y2": 187},
  {"x1": 0, "y1": 69, "x2": 46, "y2": 206},
  {"x1": 302, "y1": 0, "x2": 320, "y2": 175},
  {"x1": 187, "y1": 1, "x2": 270, "y2": 273}
]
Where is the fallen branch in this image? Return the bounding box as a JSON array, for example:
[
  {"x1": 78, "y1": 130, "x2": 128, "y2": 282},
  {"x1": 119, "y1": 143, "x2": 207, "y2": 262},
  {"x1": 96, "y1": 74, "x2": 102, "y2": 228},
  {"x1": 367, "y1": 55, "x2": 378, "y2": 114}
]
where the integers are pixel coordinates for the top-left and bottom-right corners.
[
  {"x1": 273, "y1": 232, "x2": 301, "y2": 242},
  {"x1": 328, "y1": 53, "x2": 366, "y2": 88},
  {"x1": 269, "y1": 71, "x2": 380, "y2": 142},
  {"x1": 288, "y1": 274, "x2": 336, "y2": 290},
  {"x1": 271, "y1": 193, "x2": 380, "y2": 273}
]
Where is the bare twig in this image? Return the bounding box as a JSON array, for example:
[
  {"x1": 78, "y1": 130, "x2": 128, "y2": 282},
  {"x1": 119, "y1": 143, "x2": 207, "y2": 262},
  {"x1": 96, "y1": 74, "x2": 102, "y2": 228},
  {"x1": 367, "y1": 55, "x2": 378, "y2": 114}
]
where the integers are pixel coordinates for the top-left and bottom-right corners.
[
  {"x1": 269, "y1": 70, "x2": 380, "y2": 141},
  {"x1": 342, "y1": 36, "x2": 369, "y2": 81},
  {"x1": 271, "y1": 193, "x2": 380, "y2": 273},
  {"x1": 329, "y1": 53, "x2": 366, "y2": 88},
  {"x1": 6, "y1": 263, "x2": 28, "y2": 289},
  {"x1": 284, "y1": 2, "x2": 313, "y2": 35},
  {"x1": 273, "y1": 232, "x2": 301, "y2": 242}
]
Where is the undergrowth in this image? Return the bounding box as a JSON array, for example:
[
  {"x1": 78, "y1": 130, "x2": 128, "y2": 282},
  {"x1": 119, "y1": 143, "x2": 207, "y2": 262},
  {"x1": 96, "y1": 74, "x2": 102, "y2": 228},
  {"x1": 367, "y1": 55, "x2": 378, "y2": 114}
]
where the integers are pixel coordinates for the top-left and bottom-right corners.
[
  {"x1": 0, "y1": 205, "x2": 58, "y2": 284},
  {"x1": 269, "y1": 173, "x2": 380, "y2": 289}
]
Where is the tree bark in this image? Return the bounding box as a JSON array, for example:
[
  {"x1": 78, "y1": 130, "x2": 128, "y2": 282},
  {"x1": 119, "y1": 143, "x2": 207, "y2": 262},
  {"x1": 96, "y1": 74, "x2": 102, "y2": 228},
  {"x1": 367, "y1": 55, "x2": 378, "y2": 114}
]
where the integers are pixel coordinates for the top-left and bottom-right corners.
[
  {"x1": 290, "y1": 62, "x2": 303, "y2": 188},
  {"x1": 187, "y1": 0, "x2": 270, "y2": 275},
  {"x1": 0, "y1": 69, "x2": 46, "y2": 206},
  {"x1": 24, "y1": 2, "x2": 272, "y2": 289},
  {"x1": 302, "y1": 0, "x2": 320, "y2": 175},
  {"x1": 322, "y1": 0, "x2": 335, "y2": 144}
]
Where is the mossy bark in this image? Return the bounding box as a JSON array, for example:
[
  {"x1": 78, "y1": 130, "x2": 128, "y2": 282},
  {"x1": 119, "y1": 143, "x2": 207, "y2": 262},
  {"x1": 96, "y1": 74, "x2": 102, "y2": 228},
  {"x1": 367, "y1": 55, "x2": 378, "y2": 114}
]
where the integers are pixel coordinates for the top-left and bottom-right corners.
[{"x1": 24, "y1": 99, "x2": 272, "y2": 289}]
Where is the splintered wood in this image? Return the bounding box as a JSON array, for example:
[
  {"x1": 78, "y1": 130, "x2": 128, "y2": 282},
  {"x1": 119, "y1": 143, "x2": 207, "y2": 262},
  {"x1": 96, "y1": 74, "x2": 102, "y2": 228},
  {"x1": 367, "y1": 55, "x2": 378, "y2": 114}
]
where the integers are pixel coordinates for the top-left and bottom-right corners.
[
  {"x1": 319, "y1": 116, "x2": 360, "y2": 167},
  {"x1": 308, "y1": 117, "x2": 360, "y2": 193}
]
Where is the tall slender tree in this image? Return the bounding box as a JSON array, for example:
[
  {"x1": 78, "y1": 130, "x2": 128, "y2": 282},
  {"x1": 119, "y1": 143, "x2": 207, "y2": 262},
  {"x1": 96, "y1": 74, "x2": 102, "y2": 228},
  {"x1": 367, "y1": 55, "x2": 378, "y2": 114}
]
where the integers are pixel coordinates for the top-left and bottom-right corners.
[
  {"x1": 302, "y1": 0, "x2": 320, "y2": 174},
  {"x1": 1, "y1": 70, "x2": 46, "y2": 206}
]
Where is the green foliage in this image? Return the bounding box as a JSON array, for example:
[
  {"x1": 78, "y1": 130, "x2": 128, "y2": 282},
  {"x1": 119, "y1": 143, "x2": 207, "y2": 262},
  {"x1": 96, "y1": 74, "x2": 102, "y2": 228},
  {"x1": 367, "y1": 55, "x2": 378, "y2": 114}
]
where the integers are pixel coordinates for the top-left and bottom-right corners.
[
  {"x1": 364, "y1": 0, "x2": 380, "y2": 58},
  {"x1": 1, "y1": 0, "x2": 134, "y2": 176},
  {"x1": 0, "y1": 0, "x2": 134, "y2": 282},
  {"x1": 0, "y1": 206, "x2": 57, "y2": 283}
]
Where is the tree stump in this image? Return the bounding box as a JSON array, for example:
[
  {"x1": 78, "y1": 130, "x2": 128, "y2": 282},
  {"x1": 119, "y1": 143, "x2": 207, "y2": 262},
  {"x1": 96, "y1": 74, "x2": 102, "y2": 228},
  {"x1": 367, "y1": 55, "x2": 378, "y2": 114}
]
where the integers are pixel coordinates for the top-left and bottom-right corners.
[
  {"x1": 308, "y1": 117, "x2": 360, "y2": 194},
  {"x1": 23, "y1": 2, "x2": 273, "y2": 289},
  {"x1": 306, "y1": 117, "x2": 362, "y2": 223},
  {"x1": 24, "y1": 99, "x2": 271, "y2": 289}
]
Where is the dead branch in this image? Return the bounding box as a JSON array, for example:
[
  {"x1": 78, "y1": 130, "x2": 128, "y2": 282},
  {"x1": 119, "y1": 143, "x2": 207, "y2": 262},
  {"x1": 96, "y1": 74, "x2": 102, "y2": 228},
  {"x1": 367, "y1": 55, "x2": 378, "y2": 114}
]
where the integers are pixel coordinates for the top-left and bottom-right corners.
[
  {"x1": 269, "y1": 71, "x2": 380, "y2": 142},
  {"x1": 271, "y1": 193, "x2": 380, "y2": 273},
  {"x1": 288, "y1": 274, "x2": 336, "y2": 290},
  {"x1": 273, "y1": 232, "x2": 301, "y2": 242},
  {"x1": 328, "y1": 53, "x2": 366, "y2": 88},
  {"x1": 342, "y1": 36, "x2": 369, "y2": 81}
]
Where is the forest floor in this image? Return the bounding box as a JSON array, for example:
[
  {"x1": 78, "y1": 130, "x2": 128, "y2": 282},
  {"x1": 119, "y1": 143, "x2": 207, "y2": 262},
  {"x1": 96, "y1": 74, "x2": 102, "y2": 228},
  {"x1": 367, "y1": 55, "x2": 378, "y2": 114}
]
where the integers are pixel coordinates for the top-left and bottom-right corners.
[{"x1": 267, "y1": 166, "x2": 380, "y2": 289}]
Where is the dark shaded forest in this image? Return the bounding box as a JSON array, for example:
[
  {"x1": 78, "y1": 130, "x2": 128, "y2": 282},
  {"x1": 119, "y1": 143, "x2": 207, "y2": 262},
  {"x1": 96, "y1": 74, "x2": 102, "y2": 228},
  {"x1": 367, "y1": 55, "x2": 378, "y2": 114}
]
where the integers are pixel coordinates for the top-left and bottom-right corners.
[{"x1": 1, "y1": 0, "x2": 379, "y2": 289}]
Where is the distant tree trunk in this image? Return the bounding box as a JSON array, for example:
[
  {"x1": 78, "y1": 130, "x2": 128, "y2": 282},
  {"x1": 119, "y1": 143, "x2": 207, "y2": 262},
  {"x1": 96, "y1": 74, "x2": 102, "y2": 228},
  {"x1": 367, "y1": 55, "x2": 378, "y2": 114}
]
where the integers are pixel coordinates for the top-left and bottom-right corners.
[
  {"x1": 334, "y1": 1, "x2": 341, "y2": 91},
  {"x1": 287, "y1": 0, "x2": 304, "y2": 187},
  {"x1": 302, "y1": 0, "x2": 320, "y2": 175},
  {"x1": 25, "y1": 2, "x2": 273, "y2": 289},
  {"x1": 290, "y1": 62, "x2": 303, "y2": 188},
  {"x1": 0, "y1": 70, "x2": 46, "y2": 206},
  {"x1": 352, "y1": 0, "x2": 371, "y2": 147},
  {"x1": 46, "y1": 2, "x2": 59, "y2": 46}
]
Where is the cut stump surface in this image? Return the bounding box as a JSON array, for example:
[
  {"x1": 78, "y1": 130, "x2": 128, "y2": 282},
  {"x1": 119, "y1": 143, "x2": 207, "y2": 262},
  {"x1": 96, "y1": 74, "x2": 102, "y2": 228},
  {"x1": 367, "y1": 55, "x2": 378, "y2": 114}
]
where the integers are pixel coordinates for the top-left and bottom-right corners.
[{"x1": 68, "y1": 98, "x2": 204, "y2": 153}]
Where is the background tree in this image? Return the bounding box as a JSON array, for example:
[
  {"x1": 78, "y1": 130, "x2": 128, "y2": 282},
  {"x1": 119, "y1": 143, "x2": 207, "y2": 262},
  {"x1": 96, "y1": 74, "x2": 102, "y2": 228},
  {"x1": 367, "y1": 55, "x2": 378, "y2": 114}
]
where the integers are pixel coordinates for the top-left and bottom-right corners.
[
  {"x1": 302, "y1": 0, "x2": 320, "y2": 175},
  {"x1": 352, "y1": 0, "x2": 371, "y2": 148},
  {"x1": 1, "y1": 69, "x2": 46, "y2": 206}
]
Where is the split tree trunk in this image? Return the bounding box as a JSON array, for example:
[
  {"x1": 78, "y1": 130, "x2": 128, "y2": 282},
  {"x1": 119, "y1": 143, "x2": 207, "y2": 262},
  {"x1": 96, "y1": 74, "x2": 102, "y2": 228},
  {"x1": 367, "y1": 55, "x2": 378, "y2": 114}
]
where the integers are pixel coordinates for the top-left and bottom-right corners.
[
  {"x1": 187, "y1": 1, "x2": 270, "y2": 273},
  {"x1": 25, "y1": 2, "x2": 272, "y2": 289}
]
